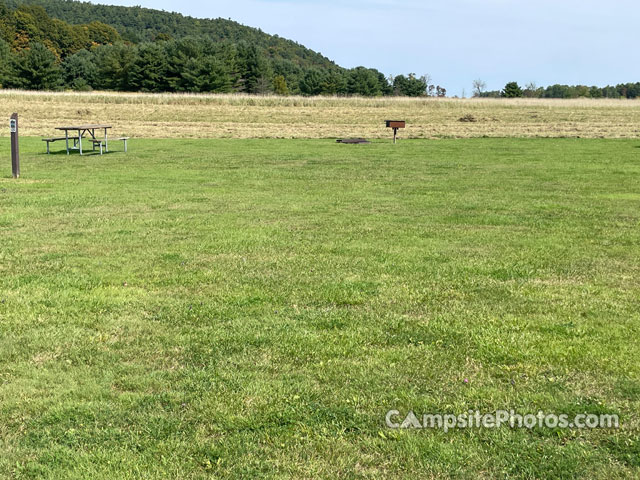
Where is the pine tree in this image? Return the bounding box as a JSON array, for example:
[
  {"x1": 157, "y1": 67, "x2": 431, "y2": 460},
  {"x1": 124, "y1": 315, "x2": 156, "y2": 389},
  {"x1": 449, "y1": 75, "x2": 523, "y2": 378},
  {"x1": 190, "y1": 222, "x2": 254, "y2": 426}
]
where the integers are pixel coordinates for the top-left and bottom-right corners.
[
  {"x1": 15, "y1": 42, "x2": 62, "y2": 90},
  {"x1": 129, "y1": 42, "x2": 169, "y2": 92},
  {"x1": 347, "y1": 67, "x2": 382, "y2": 96},
  {"x1": 0, "y1": 38, "x2": 16, "y2": 88},
  {"x1": 393, "y1": 73, "x2": 427, "y2": 97},
  {"x1": 237, "y1": 43, "x2": 272, "y2": 94},
  {"x1": 502, "y1": 82, "x2": 523, "y2": 98},
  {"x1": 273, "y1": 75, "x2": 289, "y2": 95},
  {"x1": 199, "y1": 56, "x2": 233, "y2": 93},
  {"x1": 63, "y1": 49, "x2": 98, "y2": 90},
  {"x1": 321, "y1": 71, "x2": 347, "y2": 95},
  {"x1": 299, "y1": 69, "x2": 326, "y2": 95},
  {"x1": 164, "y1": 37, "x2": 202, "y2": 92},
  {"x1": 94, "y1": 43, "x2": 135, "y2": 91}
]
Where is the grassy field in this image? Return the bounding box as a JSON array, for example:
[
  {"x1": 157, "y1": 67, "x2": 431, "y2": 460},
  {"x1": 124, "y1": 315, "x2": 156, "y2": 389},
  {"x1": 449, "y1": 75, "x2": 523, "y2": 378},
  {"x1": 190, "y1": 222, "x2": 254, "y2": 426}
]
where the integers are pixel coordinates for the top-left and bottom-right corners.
[
  {"x1": 1, "y1": 90, "x2": 640, "y2": 140},
  {"x1": 1, "y1": 136, "x2": 639, "y2": 478}
]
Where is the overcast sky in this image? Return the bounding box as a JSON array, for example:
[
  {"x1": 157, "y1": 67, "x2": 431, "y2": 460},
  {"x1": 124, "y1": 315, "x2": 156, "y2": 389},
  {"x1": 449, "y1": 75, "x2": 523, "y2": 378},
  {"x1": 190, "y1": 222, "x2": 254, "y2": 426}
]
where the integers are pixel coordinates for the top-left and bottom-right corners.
[{"x1": 93, "y1": 0, "x2": 639, "y2": 96}]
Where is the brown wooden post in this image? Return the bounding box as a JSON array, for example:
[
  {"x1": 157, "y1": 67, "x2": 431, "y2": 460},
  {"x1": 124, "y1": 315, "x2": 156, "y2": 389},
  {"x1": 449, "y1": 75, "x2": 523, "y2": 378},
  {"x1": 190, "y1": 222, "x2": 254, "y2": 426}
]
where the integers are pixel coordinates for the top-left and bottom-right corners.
[{"x1": 10, "y1": 113, "x2": 19, "y2": 179}]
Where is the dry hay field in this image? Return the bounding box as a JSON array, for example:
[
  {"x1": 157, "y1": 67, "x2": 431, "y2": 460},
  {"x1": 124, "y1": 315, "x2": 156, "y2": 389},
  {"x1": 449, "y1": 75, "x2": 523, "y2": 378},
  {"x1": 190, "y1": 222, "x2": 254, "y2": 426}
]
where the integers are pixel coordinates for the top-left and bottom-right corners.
[{"x1": 1, "y1": 90, "x2": 640, "y2": 139}]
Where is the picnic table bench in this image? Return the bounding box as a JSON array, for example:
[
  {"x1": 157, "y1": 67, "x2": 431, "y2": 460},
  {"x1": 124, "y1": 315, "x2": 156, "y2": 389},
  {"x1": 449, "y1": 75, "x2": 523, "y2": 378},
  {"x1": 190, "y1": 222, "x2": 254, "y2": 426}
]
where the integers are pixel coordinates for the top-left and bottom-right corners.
[
  {"x1": 42, "y1": 136, "x2": 68, "y2": 154},
  {"x1": 42, "y1": 124, "x2": 129, "y2": 155}
]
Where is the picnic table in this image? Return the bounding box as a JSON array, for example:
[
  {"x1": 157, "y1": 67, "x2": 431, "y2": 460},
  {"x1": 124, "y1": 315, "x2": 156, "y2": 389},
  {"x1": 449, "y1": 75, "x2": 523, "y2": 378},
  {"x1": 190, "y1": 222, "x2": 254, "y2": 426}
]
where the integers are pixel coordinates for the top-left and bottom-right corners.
[{"x1": 52, "y1": 124, "x2": 112, "y2": 155}]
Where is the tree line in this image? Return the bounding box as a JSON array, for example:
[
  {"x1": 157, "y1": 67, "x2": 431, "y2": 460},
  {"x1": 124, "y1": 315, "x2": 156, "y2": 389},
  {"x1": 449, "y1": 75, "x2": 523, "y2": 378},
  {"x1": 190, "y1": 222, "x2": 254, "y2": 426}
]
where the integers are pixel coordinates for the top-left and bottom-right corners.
[
  {"x1": 473, "y1": 80, "x2": 640, "y2": 99},
  {"x1": 0, "y1": 35, "x2": 440, "y2": 96}
]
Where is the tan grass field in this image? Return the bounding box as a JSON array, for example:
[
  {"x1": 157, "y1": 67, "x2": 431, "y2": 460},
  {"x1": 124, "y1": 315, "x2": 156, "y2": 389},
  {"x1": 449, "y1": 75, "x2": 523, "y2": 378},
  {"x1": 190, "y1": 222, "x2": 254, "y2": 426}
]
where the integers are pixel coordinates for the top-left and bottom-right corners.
[{"x1": 1, "y1": 89, "x2": 639, "y2": 139}]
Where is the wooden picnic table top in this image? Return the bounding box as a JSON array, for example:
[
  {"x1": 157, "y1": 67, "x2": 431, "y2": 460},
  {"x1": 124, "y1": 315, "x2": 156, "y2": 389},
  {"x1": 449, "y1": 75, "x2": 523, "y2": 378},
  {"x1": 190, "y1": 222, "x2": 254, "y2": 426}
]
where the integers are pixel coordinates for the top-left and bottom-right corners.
[{"x1": 55, "y1": 124, "x2": 112, "y2": 130}]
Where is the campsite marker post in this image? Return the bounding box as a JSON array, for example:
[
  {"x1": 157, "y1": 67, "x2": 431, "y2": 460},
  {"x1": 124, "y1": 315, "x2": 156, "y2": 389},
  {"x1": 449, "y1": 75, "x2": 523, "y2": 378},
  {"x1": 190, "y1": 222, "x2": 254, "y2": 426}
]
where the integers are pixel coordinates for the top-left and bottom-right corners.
[{"x1": 10, "y1": 113, "x2": 19, "y2": 178}]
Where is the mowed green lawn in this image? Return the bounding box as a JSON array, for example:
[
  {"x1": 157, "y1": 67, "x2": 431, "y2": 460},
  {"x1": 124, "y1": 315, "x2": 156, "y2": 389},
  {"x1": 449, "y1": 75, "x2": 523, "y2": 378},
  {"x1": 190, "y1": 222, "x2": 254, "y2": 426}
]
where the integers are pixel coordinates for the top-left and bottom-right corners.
[{"x1": 0, "y1": 137, "x2": 639, "y2": 479}]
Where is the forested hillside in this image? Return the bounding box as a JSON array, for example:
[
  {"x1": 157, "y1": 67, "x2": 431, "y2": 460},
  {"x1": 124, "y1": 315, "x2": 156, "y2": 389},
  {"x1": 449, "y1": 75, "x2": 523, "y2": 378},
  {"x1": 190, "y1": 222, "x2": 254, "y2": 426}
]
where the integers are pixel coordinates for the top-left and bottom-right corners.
[
  {"x1": 0, "y1": 0, "x2": 438, "y2": 95},
  {"x1": 3, "y1": 0, "x2": 338, "y2": 69},
  {"x1": 0, "y1": 3, "x2": 119, "y2": 58}
]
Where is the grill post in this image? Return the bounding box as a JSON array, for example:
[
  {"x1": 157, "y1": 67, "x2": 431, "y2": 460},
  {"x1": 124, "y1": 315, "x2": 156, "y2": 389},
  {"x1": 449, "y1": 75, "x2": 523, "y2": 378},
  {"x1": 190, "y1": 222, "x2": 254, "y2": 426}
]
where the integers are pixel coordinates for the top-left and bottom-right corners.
[{"x1": 385, "y1": 120, "x2": 406, "y2": 144}]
